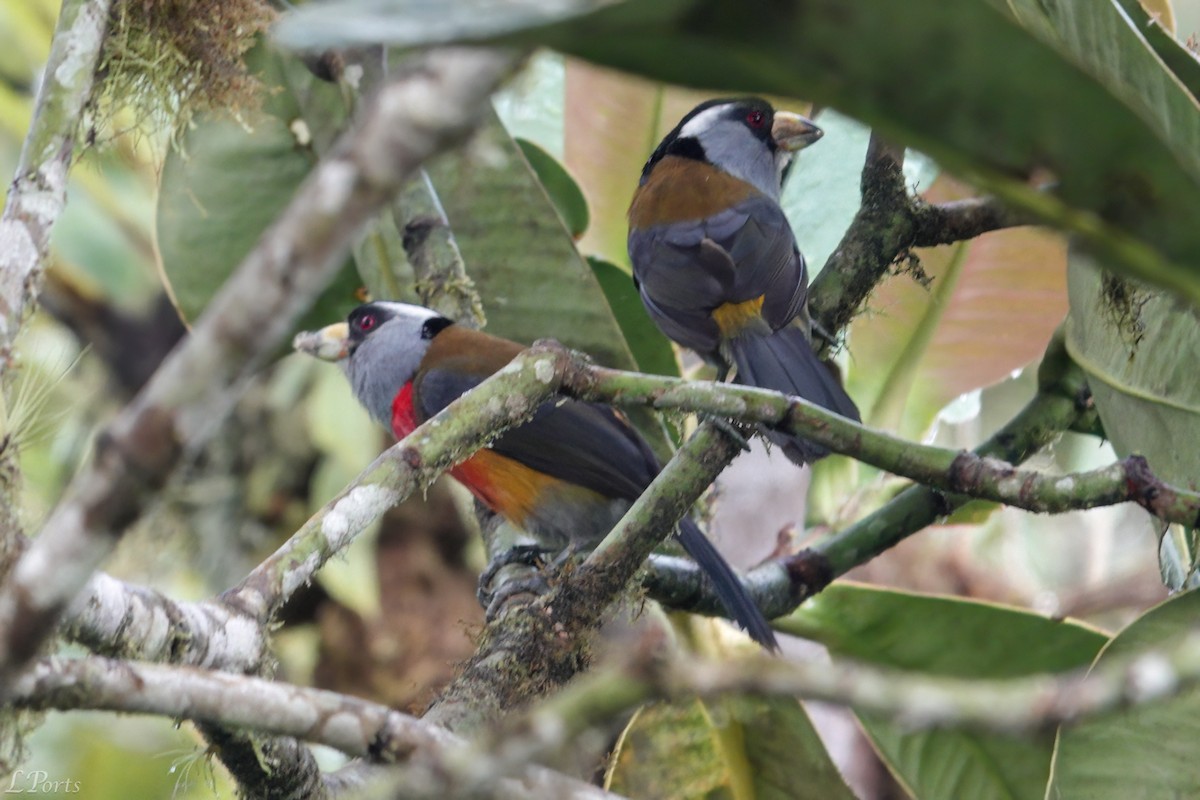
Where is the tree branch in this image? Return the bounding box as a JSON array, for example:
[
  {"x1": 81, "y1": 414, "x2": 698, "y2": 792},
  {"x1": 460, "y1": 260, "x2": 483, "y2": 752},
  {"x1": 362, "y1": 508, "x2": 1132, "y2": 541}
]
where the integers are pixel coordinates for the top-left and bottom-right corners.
[
  {"x1": 0, "y1": 0, "x2": 112, "y2": 367},
  {"x1": 0, "y1": 46, "x2": 520, "y2": 694},
  {"x1": 13, "y1": 655, "x2": 618, "y2": 800},
  {"x1": 562, "y1": 346, "x2": 1191, "y2": 526},
  {"x1": 809, "y1": 134, "x2": 1037, "y2": 338},
  {"x1": 492, "y1": 628, "x2": 1200, "y2": 743},
  {"x1": 63, "y1": 572, "x2": 266, "y2": 671}
]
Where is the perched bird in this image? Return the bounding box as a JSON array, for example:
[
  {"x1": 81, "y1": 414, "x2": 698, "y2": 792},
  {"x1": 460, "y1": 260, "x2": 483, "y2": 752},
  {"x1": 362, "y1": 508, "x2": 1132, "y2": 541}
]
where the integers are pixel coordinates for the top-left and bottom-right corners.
[
  {"x1": 628, "y1": 97, "x2": 860, "y2": 463},
  {"x1": 297, "y1": 301, "x2": 777, "y2": 649}
]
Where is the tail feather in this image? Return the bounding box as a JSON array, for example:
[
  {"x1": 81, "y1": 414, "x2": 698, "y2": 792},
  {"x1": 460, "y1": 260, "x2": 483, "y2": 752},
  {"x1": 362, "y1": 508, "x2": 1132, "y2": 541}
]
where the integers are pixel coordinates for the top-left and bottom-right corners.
[
  {"x1": 729, "y1": 325, "x2": 859, "y2": 464},
  {"x1": 676, "y1": 518, "x2": 778, "y2": 650}
]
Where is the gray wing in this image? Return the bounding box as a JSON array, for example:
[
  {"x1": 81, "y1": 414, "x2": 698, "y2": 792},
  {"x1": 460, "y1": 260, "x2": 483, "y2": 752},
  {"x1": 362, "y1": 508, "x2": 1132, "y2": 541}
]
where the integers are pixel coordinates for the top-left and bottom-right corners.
[
  {"x1": 416, "y1": 367, "x2": 660, "y2": 501},
  {"x1": 629, "y1": 195, "x2": 807, "y2": 354}
]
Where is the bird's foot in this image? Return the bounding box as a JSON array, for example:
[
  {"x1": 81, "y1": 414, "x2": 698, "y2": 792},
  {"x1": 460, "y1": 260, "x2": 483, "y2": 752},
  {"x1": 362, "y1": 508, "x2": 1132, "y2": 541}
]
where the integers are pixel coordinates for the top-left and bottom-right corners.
[
  {"x1": 476, "y1": 544, "x2": 552, "y2": 605},
  {"x1": 477, "y1": 544, "x2": 586, "y2": 621}
]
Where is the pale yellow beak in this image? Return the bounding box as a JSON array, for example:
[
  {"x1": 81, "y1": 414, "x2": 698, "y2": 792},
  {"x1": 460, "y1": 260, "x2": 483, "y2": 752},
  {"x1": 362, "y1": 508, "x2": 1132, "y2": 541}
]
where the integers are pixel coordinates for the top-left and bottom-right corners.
[
  {"x1": 293, "y1": 322, "x2": 351, "y2": 362},
  {"x1": 772, "y1": 111, "x2": 823, "y2": 152}
]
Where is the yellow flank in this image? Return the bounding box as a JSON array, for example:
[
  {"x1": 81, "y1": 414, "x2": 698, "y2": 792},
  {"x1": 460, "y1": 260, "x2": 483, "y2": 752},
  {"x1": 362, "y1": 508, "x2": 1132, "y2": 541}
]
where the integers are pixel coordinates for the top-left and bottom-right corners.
[{"x1": 711, "y1": 295, "x2": 765, "y2": 334}]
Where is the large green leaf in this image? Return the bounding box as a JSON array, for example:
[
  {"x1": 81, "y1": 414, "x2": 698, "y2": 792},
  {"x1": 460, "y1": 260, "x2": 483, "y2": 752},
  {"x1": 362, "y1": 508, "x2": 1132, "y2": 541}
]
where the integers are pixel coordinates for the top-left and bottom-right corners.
[
  {"x1": 276, "y1": 0, "x2": 1200, "y2": 304},
  {"x1": 1064, "y1": 254, "x2": 1200, "y2": 490},
  {"x1": 1047, "y1": 589, "x2": 1200, "y2": 800},
  {"x1": 607, "y1": 696, "x2": 857, "y2": 800},
  {"x1": 1110, "y1": 0, "x2": 1200, "y2": 101},
  {"x1": 1005, "y1": 0, "x2": 1200, "y2": 174},
  {"x1": 1064, "y1": 252, "x2": 1200, "y2": 587},
  {"x1": 156, "y1": 44, "x2": 363, "y2": 330},
  {"x1": 424, "y1": 109, "x2": 641, "y2": 371},
  {"x1": 778, "y1": 583, "x2": 1107, "y2": 800}
]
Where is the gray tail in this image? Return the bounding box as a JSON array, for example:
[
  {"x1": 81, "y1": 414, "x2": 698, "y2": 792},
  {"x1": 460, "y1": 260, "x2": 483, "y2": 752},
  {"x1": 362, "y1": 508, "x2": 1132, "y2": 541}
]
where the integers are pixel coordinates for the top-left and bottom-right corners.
[
  {"x1": 676, "y1": 518, "x2": 778, "y2": 650},
  {"x1": 729, "y1": 325, "x2": 860, "y2": 464}
]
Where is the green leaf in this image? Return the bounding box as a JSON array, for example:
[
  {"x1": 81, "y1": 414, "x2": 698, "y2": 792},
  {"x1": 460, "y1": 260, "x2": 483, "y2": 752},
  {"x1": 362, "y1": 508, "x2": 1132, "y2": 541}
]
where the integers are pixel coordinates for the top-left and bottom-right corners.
[
  {"x1": 515, "y1": 137, "x2": 589, "y2": 239},
  {"x1": 1005, "y1": 0, "x2": 1200, "y2": 179},
  {"x1": 606, "y1": 696, "x2": 857, "y2": 800},
  {"x1": 779, "y1": 583, "x2": 1107, "y2": 675},
  {"x1": 424, "y1": 109, "x2": 640, "y2": 370},
  {"x1": 587, "y1": 256, "x2": 678, "y2": 377},
  {"x1": 778, "y1": 583, "x2": 1107, "y2": 800},
  {"x1": 1066, "y1": 250, "x2": 1200, "y2": 586},
  {"x1": 1110, "y1": 0, "x2": 1200, "y2": 101},
  {"x1": 156, "y1": 43, "x2": 363, "y2": 332},
  {"x1": 273, "y1": 0, "x2": 594, "y2": 51},
  {"x1": 471, "y1": 0, "x2": 1200, "y2": 305},
  {"x1": 1047, "y1": 589, "x2": 1200, "y2": 800},
  {"x1": 1064, "y1": 253, "x2": 1200, "y2": 490}
]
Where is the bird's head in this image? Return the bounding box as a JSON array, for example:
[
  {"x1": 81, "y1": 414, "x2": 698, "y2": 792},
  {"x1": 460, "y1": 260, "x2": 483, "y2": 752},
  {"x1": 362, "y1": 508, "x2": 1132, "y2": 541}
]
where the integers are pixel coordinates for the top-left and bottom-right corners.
[
  {"x1": 642, "y1": 97, "x2": 822, "y2": 198},
  {"x1": 294, "y1": 301, "x2": 453, "y2": 425}
]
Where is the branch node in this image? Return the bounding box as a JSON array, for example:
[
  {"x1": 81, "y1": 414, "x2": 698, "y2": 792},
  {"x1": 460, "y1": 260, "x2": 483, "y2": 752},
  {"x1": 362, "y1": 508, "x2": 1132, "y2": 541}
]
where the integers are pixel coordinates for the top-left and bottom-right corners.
[{"x1": 780, "y1": 549, "x2": 833, "y2": 603}]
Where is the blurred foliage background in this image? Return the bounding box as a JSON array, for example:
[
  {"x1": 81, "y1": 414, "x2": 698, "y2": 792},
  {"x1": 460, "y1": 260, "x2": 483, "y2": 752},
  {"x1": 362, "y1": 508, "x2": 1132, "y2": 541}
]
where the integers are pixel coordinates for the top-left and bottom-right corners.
[{"x1": 4, "y1": 0, "x2": 1200, "y2": 797}]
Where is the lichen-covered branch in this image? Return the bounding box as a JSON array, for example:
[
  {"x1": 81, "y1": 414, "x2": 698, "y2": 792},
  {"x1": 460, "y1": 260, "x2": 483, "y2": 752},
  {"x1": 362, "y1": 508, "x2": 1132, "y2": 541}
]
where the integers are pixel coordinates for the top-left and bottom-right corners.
[
  {"x1": 814, "y1": 333, "x2": 1093, "y2": 578},
  {"x1": 12, "y1": 655, "x2": 617, "y2": 800},
  {"x1": 495, "y1": 628, "x2": 1200, "y2": 741},
  {"x1": 398, "y1": 170, "x2": 486, "y2": 327},
  {"x1": 0, "y1": 46, "x2": 520, "y2": 694},
  {"x1": 13, "y1": 654, "x2": 456, "y2": 759},
  {"x1": 561, "y1": 348, "x2": 1193, "y2": 526},
  {"x1": 64, "y1": 573, "x2": 266, "y2": 671},
  {"x1": 809, "y1": 134, "x2": 1036, "y2": 338},
  {"x1": 0, "y1": 0, "x2": 112, "y2": 367},
  {"x1": 626, "y1": 337, "x2": 1093, "y2": 617}
]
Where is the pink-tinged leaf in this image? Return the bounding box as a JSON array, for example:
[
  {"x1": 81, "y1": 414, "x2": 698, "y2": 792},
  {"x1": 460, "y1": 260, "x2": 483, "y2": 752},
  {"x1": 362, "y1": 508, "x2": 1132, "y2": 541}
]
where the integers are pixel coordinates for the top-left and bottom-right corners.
[{"x1": 846, "y1": 175, "x2": 1068, "y2": 436}]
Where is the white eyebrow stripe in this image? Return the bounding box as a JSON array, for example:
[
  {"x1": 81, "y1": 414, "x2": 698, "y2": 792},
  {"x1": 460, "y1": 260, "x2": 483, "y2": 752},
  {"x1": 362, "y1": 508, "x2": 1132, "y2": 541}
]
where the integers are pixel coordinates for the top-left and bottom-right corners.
[{"x1": 679, "y1": 104, "x2": 729, "y2": 139}]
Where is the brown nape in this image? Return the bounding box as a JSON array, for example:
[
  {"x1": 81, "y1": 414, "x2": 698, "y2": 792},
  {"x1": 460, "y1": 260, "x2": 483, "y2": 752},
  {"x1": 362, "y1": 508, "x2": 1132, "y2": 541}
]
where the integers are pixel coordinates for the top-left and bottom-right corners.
[
  {"x1": 628, "y1": 157, "x2": 762, "y2": 226},
  {"x1": 415, "y1": 324, "x2": 525, "y2": 391}
]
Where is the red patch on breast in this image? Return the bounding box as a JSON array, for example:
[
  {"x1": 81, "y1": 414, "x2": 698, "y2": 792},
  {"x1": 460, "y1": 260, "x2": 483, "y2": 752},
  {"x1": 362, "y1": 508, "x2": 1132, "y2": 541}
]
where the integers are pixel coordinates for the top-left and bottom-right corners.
[
  {"x1": 391, "y1": 382, "x2": 419, "y2": 439},
  {"x1": 390, "y1": 382, "x2": 590, "y2": 530}
]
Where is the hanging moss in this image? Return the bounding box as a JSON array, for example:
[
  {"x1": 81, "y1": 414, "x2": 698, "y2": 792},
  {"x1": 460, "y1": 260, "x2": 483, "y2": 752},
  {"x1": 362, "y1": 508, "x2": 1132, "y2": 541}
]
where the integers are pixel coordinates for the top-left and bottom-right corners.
[{"x1": 91, "y1": 0, "x2": 276, "y2": 137}]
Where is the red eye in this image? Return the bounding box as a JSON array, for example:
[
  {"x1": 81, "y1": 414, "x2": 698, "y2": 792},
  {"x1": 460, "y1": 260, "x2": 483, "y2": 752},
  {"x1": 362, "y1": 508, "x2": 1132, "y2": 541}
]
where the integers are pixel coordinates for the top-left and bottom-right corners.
[
  {"x1": 746, "y1": 109, "x2": 766, "y2": 128},
  {"x1": 357, "y1": 314, "x2": 376, "y2": 332}
]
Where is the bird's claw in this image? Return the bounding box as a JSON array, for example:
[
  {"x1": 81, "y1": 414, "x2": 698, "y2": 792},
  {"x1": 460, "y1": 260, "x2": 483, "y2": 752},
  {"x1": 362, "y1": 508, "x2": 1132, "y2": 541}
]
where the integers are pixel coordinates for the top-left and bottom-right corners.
[
  {"x1": 476, "y1": 544, "x2": 554, "y2": 608},
  {"x1": 483, "y1": 575, "x2": 552, "y2": 622}
]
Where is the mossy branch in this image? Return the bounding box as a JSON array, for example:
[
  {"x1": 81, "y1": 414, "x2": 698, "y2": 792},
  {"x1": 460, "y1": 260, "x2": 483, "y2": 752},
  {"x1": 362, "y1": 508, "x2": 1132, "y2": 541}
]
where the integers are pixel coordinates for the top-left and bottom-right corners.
[{"x1": 810, "y1": 133, "x2": 1038, "y2": 339}]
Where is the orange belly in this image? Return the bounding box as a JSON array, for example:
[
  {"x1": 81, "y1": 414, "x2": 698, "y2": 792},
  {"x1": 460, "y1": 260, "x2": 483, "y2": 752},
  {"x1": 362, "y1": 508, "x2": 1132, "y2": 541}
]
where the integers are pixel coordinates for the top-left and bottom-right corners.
[{"x1": 451, "y1": 448, "x2": 562, "y2": 527}]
